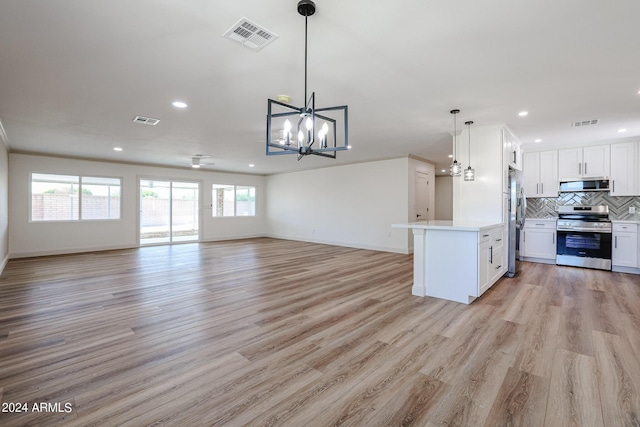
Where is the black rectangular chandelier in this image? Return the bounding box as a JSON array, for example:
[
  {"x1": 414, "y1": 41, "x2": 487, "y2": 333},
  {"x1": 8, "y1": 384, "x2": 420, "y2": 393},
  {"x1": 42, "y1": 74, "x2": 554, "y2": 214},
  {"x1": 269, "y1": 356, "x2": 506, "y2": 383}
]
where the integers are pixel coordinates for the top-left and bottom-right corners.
[{"x1": 266, "y1": 0, "x2": 349, "y2": 161}]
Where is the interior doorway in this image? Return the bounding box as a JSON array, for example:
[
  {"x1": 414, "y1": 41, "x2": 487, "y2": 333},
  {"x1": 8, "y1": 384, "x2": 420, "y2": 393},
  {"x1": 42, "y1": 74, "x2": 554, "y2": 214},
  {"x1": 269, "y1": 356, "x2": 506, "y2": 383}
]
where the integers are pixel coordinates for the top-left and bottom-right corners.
[
  {"x1": 415, "y1": 171, "x2": 431, "y2": 221},
  {"x1": 139, "y1": 179, "x2": 200, "y2": 245}
]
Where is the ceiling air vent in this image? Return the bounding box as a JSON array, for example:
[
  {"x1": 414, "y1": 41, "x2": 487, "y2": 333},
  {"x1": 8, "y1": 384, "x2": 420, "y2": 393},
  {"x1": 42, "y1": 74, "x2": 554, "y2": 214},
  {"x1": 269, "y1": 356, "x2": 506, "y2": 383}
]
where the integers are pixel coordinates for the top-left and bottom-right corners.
[
  {"x1": 133, "y1": 116, "x2": 160, "y2": 126},
  {"x1": 571, "y1": 119, "x2": 598, "y2": 127},
  {"x1": 223, "y1": 17, "x2": 278, "y2": 51}
]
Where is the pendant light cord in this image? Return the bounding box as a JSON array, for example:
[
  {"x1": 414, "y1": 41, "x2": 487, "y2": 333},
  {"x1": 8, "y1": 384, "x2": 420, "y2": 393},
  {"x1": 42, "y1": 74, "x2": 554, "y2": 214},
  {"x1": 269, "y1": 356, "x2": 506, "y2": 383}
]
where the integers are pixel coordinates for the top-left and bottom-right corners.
[
  {"x1": 453, "y1": 112, "x2": 457, "y2": 160},
  {"x1": 467, "y1": 122, "x2": 470, "y2": 161},
  {"x1": 304, "y1": 13, "x2": 309, "y2": 106}
]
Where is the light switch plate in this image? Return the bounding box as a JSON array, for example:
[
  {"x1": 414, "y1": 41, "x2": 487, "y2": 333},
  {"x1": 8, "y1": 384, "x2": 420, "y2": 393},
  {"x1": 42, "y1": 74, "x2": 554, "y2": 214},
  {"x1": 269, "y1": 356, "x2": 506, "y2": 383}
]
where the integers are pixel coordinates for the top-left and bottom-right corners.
[{"x1": 630, "y1": 206, "x2": 636, "y2": 214}]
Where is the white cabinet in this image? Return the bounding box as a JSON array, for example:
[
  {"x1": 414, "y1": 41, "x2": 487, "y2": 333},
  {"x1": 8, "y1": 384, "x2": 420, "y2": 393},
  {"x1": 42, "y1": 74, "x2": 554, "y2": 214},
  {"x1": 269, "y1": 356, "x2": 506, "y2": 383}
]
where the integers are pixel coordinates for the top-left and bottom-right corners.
[
  {"x1": 504, "y1": 129, "x2": 522, "y2": 171},
  {"x1": 522, "y1": 220, "x2": 557, "y2": 261},
  {"x1": 612, "y1": 223, "x2": 638, "y2": 268},
  {"x1": 478, "y1": 238, "x2": 490, "y2": 295},
  {"x1": 489, "y1": 227, "x2": 506, "y2": 284},
  {"x1": 478, "y1": 226, "x2": 506, "y2": 296},
  {"x1": 523, "y1": 150, "x2": 558, "y2": 198},
  {"x1": 558, "y1": 145, "x2": 610, "y2": 180},
  {"x1": 610, "y1": 142, "x2": 637, "y2": 196},
  {"x1": 406, "y1": 223, "x2": 507, "y2": 304}
]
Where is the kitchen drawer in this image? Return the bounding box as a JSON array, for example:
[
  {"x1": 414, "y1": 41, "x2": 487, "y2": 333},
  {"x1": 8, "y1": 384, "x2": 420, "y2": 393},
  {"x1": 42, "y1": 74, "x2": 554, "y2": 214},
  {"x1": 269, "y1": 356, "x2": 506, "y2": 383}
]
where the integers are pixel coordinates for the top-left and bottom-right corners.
[
  {"x1": 491, "y1": 228, "x2": 504, "y2": 250},
  {"x1": 490, "y1": 246, "x2": 505, "y2": 282},
  {"x1": 524, "y1": 220, "x2": 557, "y2": 230},
  {"x1": 478, "y1": 230, "x2": 491, "y2": 243},
  {"x1": 613, "y1": 223, "x2": 638, "y2": 233}
]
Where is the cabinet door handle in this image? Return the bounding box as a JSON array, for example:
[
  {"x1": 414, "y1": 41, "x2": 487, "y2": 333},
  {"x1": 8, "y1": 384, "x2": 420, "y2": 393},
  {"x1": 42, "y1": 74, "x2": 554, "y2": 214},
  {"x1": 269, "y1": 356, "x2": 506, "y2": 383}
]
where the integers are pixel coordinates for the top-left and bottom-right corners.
[
  {"x1": 513, "y1": 151, "x2": 516, "y2": 164},
  {"x1": 585, "y1": 162, "x2": 587, "y2": 175},
  {"x1": 496, "y1": 265, "x2": 501, "y2": 270},
  {"x1": 615, "y1": 236, "x2": 618, "y2": 249},
  {"x1": 536, "y1": 183, "x2": 539, "y2": 194},
  {"x1": 496, "y1": 238, "x2": 502, "y2": 242},
  {"x1": 523, "y1": 231, "x2": 525, "y2": 242},
  {"x1": 579, "y1": 162, "x2": 582, "y2": 175},
  {"x1": 541, "y1": 183, "x2": 544, "y2": 194},
  {"x1": 613, "y1": 180, "x2": 615, "y2": 193},
  {"x1": 553, "y1": 234, "x2": 555, "y2": 244},
  {"x1": 490, "y1": 246, "x2": 493, "y2": 264},
  {"x1": 483, "y1": 234, "x2": 490, "y2": 238}
]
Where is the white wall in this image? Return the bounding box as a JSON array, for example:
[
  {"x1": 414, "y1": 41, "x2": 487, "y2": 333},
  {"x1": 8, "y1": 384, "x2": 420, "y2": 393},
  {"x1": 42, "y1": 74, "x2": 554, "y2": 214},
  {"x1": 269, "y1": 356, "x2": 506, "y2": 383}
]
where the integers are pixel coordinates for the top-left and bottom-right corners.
[
  {"x1": 435, "y1": 176, "x2": 453, "y2": 220},
  {"x1": 9, "y1": 154, "x2": 432, "y2": 258},
  {"x1": 453, "y1": 124, "x2": 505, "y2": 223},
  {"x1": 0, "y1": 142, "x2": 8, "y2": 272},
  {"x1": 9, "y1": 154, "x2": 266, "y2": 257},
  {"x1": 266, "y1": 158, "x2": 413, "y2": 253}
]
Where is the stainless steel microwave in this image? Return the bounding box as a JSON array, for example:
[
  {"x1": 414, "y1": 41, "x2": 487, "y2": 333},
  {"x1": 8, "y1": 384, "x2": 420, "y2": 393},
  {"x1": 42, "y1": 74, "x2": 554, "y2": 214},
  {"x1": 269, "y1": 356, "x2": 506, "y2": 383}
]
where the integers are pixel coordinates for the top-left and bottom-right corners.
[{"x1": 558, "y1": 178, "x2": 610, "y2": 192}]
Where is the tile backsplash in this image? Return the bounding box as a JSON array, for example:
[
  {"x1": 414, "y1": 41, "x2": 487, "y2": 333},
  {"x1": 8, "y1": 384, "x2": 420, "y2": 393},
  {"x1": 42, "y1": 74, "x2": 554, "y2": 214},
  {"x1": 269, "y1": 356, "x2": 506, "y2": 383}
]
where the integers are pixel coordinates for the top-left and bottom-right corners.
[{"x1": 525, "y1": 193, "x2": 640, "y2": 220}]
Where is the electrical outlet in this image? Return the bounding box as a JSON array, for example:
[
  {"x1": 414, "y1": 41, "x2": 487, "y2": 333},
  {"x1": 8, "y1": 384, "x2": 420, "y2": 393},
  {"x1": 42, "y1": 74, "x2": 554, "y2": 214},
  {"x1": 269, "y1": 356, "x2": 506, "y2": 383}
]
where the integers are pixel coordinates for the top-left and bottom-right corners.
[{"x1": 630, "y1": 206, "x2": 636, "y2": 214}]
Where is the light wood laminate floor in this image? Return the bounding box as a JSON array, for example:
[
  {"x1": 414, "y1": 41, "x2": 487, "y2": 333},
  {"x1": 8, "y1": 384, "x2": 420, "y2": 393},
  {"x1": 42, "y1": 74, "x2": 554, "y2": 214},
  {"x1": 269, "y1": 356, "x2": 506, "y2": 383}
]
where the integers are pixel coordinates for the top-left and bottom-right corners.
[{"x1": 1, "y1": 238, "x2": 639, "y2": 426}]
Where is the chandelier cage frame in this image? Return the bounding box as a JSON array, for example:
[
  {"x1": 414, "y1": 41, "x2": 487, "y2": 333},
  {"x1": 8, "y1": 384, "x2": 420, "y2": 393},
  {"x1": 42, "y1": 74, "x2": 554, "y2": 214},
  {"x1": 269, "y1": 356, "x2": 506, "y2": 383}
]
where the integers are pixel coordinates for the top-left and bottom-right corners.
[{"x1": 266, "y1": 0, "x2": 349, "y2": 161}]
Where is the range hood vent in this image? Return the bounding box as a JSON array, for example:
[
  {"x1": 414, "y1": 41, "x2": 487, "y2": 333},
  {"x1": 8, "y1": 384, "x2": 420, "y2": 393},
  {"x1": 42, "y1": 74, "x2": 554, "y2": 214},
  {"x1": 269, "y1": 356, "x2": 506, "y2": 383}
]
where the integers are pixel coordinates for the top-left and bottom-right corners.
[{"x1": 559, "y1": 178, "x2": 610, "y2": 192}]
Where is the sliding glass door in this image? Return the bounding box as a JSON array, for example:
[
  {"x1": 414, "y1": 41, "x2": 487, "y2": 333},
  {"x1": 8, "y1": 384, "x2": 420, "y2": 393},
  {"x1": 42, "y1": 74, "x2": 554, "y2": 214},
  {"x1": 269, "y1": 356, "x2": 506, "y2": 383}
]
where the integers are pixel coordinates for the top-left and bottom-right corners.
[{"x1": 139, "y1": 179, "x2": 200, "y2": 245}]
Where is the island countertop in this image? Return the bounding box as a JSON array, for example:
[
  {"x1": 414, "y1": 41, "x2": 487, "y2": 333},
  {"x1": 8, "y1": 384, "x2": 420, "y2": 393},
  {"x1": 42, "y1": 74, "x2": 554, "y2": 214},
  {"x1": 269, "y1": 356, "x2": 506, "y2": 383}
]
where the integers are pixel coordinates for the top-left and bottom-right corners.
[{"x1": 392, "y1": 220, "x2": 504, "y2": 232}]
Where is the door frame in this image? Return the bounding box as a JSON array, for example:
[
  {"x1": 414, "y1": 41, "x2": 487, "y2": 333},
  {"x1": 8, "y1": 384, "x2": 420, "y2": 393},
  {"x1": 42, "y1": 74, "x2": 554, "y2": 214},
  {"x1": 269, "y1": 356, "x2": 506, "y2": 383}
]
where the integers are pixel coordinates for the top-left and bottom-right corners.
[{"x1": 137, "y1": 176, "x2": 204, "y2": 246}]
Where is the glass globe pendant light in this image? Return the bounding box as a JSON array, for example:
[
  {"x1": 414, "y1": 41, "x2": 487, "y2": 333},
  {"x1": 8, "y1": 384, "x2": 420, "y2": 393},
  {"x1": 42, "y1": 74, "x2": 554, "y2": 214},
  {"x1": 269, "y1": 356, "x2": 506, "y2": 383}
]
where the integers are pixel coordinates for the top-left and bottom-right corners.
[
  {"x1": 450, "y1": 109, "x2": 462, "y2": 177},
  {"x1": 464, "y1": 120, "x2": 475, "y2": 181}
]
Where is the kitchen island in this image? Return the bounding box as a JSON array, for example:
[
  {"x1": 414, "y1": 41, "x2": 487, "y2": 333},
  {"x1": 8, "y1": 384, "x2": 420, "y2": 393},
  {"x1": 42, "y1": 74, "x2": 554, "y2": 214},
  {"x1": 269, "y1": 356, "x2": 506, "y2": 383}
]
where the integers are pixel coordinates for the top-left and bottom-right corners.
[{"x1": 393, "y1": 221, "x2": 506, "y2": 304}]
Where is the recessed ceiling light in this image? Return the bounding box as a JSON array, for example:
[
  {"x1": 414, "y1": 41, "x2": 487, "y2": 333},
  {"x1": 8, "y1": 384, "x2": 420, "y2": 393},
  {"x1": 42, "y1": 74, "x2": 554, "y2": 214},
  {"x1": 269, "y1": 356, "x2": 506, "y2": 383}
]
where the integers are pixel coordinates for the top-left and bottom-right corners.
[
  {"x1": 249, "y1": 164, "x2": 255, "y2": 168},
  {"x1": 448, "y1": 154, "x2": 453, "y2": 158},
  {"x1": 172, "y1": 101, "x2": 188, "y2": 108},
  {"x1": 113, "y1": 147, "x2": 123, "y2": 151},
  {"x1": 441, "y1": 169, "x2": 446, "y2": 173},
  {"x1": 618, "y1": 128, "x2": 627, "y2": 133},
  {"x1": 347, "y1": 145, "x2": 352, "y2": 149},
  {"x1": 518, "y1": 111, "x2": 528, "y2": 117},
  {"x1": 534, "y1": 139, "x2": 542, "y2": 143},
  {"x1": 191, "y1": 164, "x2": 201, "y2": 168}
]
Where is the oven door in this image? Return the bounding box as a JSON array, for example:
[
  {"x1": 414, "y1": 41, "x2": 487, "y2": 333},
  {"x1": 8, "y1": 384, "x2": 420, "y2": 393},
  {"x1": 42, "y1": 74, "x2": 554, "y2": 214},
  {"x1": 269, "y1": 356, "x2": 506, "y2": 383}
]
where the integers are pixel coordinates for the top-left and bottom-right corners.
[{"x1": 556, "y1": 229, "x2": 612, "y2": 270}]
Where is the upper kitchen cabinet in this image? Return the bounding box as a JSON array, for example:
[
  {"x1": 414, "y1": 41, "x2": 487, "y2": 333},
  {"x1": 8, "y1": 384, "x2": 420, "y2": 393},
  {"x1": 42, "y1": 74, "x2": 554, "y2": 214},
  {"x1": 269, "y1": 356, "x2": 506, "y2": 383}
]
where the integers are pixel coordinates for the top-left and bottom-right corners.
[
  {"x1": 558, "y1": 145, "x2": 610, "y2": 180},
  {"x1": 523, "y1": 150, "x2": 558, "y2": 198},
  {"x1": 503, "y1": 129, "x2": 522, "y2": 171},
  {"x1": 610, "y1": 141, "x2": 637, "y2": 196}
]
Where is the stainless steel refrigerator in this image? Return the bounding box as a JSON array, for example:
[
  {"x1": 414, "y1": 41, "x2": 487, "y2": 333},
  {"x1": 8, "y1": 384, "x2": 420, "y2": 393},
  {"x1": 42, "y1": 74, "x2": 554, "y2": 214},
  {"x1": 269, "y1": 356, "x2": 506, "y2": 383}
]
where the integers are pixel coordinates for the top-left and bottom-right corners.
[{"x1": 506, "y1": 167, "x2": 526, "y2": 277}]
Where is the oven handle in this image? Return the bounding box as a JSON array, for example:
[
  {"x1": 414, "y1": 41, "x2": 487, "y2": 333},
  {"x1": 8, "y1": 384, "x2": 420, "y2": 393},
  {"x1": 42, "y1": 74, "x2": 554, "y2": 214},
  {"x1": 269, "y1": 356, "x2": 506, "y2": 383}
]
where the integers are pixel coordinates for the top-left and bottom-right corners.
[{"x1": 556, "y1": 227, "x2": 612, "y2": 233}]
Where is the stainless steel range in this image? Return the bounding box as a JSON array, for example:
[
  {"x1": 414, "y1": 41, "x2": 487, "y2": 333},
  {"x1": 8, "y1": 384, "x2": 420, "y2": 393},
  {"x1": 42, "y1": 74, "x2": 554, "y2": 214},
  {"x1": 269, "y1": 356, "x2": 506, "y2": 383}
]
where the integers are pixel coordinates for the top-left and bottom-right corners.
[{"x1": 556, "y1": 205, "x2": 612, "y2": 270}]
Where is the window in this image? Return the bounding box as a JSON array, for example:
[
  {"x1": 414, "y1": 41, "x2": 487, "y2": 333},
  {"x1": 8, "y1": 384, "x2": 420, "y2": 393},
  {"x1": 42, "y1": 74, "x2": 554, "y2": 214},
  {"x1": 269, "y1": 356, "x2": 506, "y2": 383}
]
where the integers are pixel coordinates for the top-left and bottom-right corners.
[
  {"x1": 212, "y1": 184, "x2": 255, "y2": 217},
  {"x1": 31, "y1": 173, "x2": 121, "y2": 221}
]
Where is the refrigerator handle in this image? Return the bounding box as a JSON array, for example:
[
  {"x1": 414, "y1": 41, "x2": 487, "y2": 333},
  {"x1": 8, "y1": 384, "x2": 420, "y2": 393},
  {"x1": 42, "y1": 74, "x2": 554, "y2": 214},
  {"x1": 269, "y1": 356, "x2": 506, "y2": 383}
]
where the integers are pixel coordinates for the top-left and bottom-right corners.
[{"x1": 519, "y1": 188, "x2": 527, "y2": 229}]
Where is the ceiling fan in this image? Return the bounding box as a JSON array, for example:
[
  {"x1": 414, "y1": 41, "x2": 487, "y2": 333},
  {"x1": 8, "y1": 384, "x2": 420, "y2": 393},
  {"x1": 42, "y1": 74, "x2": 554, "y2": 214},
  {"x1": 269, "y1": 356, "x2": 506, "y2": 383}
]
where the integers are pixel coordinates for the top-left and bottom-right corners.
[{"x1": 188, "y1": 154, "x2": 214, "y2": 169}]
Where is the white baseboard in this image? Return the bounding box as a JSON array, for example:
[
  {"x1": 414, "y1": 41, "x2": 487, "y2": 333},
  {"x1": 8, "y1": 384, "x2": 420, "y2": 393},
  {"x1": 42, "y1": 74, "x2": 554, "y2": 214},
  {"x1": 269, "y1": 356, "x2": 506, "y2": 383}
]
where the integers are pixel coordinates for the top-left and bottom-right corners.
[
  {"x1": 0, "y1": 253, "x2": 8, "y2": 275},
  {"x1": 265, "y1": 233, "x2": 411, "y2": 254},
  {"x1": 9, "y1": 243, "x2": 139, "y2": 259},
  {"x1": 8, "y1": 234, "x2": 411, "y2": 260},
  {"x1": 612, "y1": 265, "x2": 640, "y2": 275},
  {"x1": 521, "y1": 256, "x2": 556, "y2": 265}
]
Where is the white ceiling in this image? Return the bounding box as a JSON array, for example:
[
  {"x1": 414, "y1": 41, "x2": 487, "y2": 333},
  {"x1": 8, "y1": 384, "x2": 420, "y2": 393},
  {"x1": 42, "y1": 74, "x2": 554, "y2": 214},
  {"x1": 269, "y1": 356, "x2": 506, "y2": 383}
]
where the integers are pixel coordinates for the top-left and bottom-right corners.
[{"x1": 1, "y1": 0, "x2": 639, "y2": 176}]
